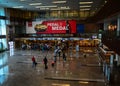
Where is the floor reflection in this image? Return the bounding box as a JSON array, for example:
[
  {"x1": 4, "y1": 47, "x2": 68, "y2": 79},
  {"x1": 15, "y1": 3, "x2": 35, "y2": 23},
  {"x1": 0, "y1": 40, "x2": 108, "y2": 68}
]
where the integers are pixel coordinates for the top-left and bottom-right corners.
[
  {"x1": 0, "y1": 47, "x2": 106, "y2": 86},
  {"x1": 0, "y1": 53, "x2": 9, "y2": 84}
]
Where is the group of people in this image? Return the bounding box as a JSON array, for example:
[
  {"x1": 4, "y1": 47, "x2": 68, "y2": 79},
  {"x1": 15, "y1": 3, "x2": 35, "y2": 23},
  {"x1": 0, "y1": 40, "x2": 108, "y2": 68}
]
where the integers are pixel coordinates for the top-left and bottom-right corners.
[
  {"x1": 31, "y1": 45, "x2": 67, "y2": 69},
  {"x1": 31, "y1": 56, "x2": 48, "y2": 69},
  {"x1": 53, "y1": 45, "x2": 67, "y2": 63},
  {"x1": 21, "y1": 43, "x2": 52, "y2": 51}
]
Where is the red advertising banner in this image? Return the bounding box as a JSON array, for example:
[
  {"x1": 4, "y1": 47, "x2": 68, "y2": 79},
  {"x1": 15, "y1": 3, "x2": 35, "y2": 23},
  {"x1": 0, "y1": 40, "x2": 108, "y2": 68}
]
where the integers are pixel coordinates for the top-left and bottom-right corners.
[{"x1": 34, "y1": 20, "x2": 76, "y2": 34}]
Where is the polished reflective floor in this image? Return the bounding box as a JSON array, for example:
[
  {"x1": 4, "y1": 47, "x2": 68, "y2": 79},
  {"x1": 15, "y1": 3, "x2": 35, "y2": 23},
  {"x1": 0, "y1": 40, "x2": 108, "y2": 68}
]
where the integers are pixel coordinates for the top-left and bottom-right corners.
[{"x1": 0, "y1": 47, "x2": 108, "y2": 86}]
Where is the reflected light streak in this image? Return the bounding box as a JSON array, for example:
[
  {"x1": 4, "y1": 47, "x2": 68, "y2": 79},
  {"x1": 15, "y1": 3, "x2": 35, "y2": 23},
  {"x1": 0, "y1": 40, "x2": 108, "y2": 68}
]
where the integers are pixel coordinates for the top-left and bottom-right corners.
[
  {"x1": 79, "y1": 81, "x2": 89, "y2": 84},
  {"x1": 52, "y1": 83, "x2": 70, "y2": 86}
]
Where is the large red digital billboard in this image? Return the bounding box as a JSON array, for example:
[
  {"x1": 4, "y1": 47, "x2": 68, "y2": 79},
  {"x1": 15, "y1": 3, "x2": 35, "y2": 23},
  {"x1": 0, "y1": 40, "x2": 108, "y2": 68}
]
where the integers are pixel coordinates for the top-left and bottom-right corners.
[{"x1": 26, "y1": 20, "x2": 76, "y2": 34}]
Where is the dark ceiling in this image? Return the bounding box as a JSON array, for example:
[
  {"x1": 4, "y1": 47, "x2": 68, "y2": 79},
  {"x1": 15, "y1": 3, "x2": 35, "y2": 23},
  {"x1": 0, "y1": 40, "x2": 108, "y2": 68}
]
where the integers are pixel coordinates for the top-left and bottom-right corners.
[
  {"x1": 0, "y1": 0, "x2": 106, "y2": 20},
  {"x1": 87, "y1": 0, "x2": 120, "y2": 23},
  {"x1": 0, "y1": 0, "x2": 120, "y2": 23}
]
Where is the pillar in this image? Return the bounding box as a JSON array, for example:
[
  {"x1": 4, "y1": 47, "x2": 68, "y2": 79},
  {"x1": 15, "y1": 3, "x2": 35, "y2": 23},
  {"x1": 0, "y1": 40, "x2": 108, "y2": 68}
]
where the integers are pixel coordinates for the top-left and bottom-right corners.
[
  {"x1": 110, "y1": 54, "x2": 114, "y2": 68},
  {"x1": 117, "y1": 54, "x2": 120, "y2": 66},
  {"x1": 113, "y1": 54, "x2": 119, "y2": 67},
  {"x1": 117, "y1": 15, "x2": 120, "y2": 36}
]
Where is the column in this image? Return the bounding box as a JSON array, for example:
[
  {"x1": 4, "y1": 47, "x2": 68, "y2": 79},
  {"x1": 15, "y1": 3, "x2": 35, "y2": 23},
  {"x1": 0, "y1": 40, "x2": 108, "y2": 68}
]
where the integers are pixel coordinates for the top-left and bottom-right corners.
[
  {"x1": 117, "y1": 15, "x2": 120, "y2": 36},
  {"x1": 103, "y1": 20, "x2": 110, "y2": 37},
  {"x1": 104, "y1": 21, "x2": 107, "y2": 30},
  {"x1": 110, "y1": 54, "x2": 114, "y2": 67},
  {"x1": 114, "y1": 54, "x2": 119, "y2": 66},
  {"x1": 117, "y1": 54, "x2": 120, "y2": 66}
]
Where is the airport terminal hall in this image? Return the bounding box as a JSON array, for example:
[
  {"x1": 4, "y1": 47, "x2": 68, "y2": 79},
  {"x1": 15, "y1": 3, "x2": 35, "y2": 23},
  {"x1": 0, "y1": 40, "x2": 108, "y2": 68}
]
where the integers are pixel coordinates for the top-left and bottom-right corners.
[{"x1": 0, "y1": 0, "x2": 120, "y2": 86}]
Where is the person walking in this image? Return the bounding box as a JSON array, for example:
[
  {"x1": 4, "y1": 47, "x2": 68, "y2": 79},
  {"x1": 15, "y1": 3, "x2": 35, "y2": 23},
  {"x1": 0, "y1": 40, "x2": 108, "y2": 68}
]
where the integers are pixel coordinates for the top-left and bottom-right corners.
[
  {"x1": 43, "y1": 56, "x2": 48, "y2": 69},
  {"x1": 32, "y1": 56, "x2": 37, "y2": 68},
  {"x1": 58, "y1": 48, "x2": 61, "y2": 60},
  {"x1": 63, "y1": 52, "x2": 66, "y2": 62},
  {"x1": 54, "y1": 48, "x2": 58, "y2": 63},
  {"x1": 84, "y1": 53, "x2": 87, "y2": 58}
]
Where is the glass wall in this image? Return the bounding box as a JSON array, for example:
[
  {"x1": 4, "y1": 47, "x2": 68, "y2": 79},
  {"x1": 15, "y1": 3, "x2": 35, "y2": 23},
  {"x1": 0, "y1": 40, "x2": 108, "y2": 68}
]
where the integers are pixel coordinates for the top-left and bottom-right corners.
[
  {"x1": 0, "y1": 19, "x2": 6, "y2": 35},
  {"x1": 0, "y1": 7, "x2": 7, "y2": 51},
  {"x1": 0, "y1": 8, "x2": 5, "y2": 16},
  {"x1": 0, "y1": 39, "x2": 7, "y2": 50}
]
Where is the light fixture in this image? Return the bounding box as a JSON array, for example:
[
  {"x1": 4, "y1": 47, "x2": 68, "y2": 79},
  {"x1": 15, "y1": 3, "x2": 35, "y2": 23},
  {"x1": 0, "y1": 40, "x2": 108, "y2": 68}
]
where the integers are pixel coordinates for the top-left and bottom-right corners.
[
  {"x1": 36, "y1": 5, "x2": 57, "y2": 8},
  {"x1": 80, "y1": 5, "x2": 91, "y2": 8},
  {"x1": 13, "y1": 6, "x2": 24, "y2": 8},
  {"x1": 80, "y1": 8, "x2": 90, "y2": 11},
  {"x1": 50, "y1": 6, "x2": 70, "y2": 10},
  {"x1": 79, "y1": 1, "x2": 93, "y2": 4},
  {"x1": 105, "y1": 0, "x2": 107, "y2": 3},
  {"x1": 108, "y1": 24, "x2": 117, "y2": 31},
  {"x1": 29, "y1": 3, "x2": 42, "y2": 5},
  {"x1": 52, "y1": 1, "x2": 67, "y2": 4},
  {"x1": 40, "y1": 8, "x2": 49, "y2": 10},
  {"x1": 52, "y1": 83, "x2": 70, "y2": 86},
  {"x1": 60, "y1": 6, "x2": 70, "y2": 9},
  {"x1": 50, "y1": 8, "x2": 60, "y2": 10},
  {"x1": 20, "y1": 0, "x2": 26, "y2": 1},
  {"x1": 79, "y1": 81, "x2": 89, "y2": 84}
]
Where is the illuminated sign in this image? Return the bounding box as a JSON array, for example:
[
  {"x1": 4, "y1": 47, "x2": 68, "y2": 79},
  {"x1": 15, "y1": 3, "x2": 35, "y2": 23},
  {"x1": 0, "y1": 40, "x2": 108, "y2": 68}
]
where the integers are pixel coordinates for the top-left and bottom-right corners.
[{"x1": 26, "y1": 20, "x2": 76, "y2": 34}]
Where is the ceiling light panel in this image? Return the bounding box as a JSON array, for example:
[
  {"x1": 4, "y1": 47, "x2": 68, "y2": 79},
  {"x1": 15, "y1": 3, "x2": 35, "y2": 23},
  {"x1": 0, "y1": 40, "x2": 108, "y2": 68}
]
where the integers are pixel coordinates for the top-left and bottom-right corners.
[
  {"x1": 0, "y1": 0, "x2": 105, "y2": 18},
  {"x1": 40, "y1": 8, "x2": 49, "y2": 10},
  {"x1": 60, "y1": 6, "x2": 70, "y2": 9},
  {"x1": 35, "y1": 5, "x2": 57, "y2": 8},
  {"x1": 80, "y1": 8, "x2": 90, "y2": 11},
  {"x1": 80, "y1": 5, "x2": 91, "y2": 8},
  {"x1": 52, "y1": 1, "x2": 67, "y2": 4},
  {"x1": 50, "y1": 6, "x2": 70, "y2": 10},
  {"x1": 50, "y1": 8, "x2": 60, "y2": 10},
  {"x1": 79, "y1": 1, "x2": 93, "y2": 4},
  {"x1": 13, "y1": 6, "x2": 24, "y2": 8},
  {"x1": 29, "y1": 3, "x2": 42, "y2": 5},
  {"x1": 20, "y1": 0, "x2": 26, "y2": 1}
]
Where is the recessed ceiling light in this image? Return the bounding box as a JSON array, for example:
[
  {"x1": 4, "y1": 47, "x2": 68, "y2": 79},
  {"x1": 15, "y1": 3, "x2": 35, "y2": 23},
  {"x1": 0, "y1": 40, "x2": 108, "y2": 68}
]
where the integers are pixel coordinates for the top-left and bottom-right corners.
[
  {"x1": 80, "y1": 8, "x2": 90, "y2": 11},
  {"x1": 36, "y1": 5, "x2": 57, "y2": 8},
  {"x1": 29, "y1": 3, "x2": 42, "y2": 5},
  {"x1": 13, "y1": 6, "x2": 24, "y2": 8},
  {"x1": 40, "y1": 8, "x2": 49, "y2": 10},
  {"x1": 105, "y1": 0, "x2": 107, "y2": 3},
  {"x1": 60, "y1": 6, "x2": 70, "y2": 9},
  {"x1": 79, "y1": 1, "x2": 93, "y2": 4},
  {"x1": 80, "y1": 6, "x2": 91, "y2": 8},
  {"x1": 52, "y1": 1, "x2": 67, "y2": 4},
  {"x1": 50, "y1": 6, "x2": 70, "y2": 10},
  {"x1": 79, "y1": 81, "x2": 89, "y2": 84},
  {"x1": 52, "y1": 83, "x2": 70, "y2": 86},
  {"x1": 20, "y1": 0, "x2": 26, "y2": 1},
  {"x1": 50, "y1": 8, "x2": 60, "y2": 10}
]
